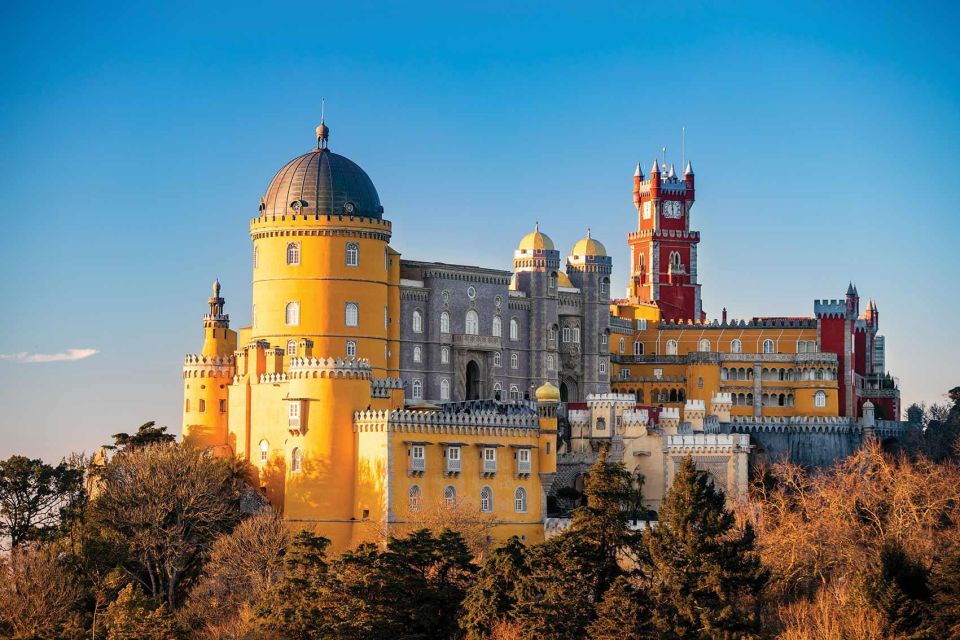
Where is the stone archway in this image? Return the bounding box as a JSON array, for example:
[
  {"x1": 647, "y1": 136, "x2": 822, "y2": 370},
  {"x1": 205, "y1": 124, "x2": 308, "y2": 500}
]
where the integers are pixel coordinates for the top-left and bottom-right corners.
[
  {"x1": 466, "y1": 360, "x2": 482, "y2": 400},
  {"x1": 560, "y1": 377, "x2": 579, "y2": 402}
]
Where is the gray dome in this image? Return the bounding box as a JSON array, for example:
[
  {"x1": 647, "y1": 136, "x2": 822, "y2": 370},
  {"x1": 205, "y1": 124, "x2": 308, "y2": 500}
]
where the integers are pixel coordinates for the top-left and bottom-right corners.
[{"x1": 261, "y1": 145, "x2": 383, "y2": 218}]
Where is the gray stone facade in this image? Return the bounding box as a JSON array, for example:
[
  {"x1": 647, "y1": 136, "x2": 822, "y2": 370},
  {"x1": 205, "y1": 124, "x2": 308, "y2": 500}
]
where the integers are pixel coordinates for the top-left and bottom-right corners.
[{"x1": 397, "y1": 245, "x2": 612, "y2": 404}]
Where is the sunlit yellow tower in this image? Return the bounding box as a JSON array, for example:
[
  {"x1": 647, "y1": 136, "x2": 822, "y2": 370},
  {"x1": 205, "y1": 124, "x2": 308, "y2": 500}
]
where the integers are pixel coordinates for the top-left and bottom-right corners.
[{"x1": 182, "y1": 279, "x2": 237, "y2": 451}]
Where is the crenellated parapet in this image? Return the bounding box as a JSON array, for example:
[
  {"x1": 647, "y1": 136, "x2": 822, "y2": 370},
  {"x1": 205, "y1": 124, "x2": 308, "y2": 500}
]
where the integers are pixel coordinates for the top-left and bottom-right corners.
[
  {"x1": 622, "y1": 409, "x2": 650, "y2": 427},
  {"x1": 728, "y1": 415, "x2": 857, "y2": 434},
  {"x1": 353, "y1": 407, "x2": 540, "y2": 433},
  {"x1": 666, "y1": 433, "x2": 752, "y2": 454},
  {"x1": 814, "y1": 299, "x2": 848, "y2": 318},
  {"x1": 287, "y1": 356, "x2": 373, "y2": 380},
  {"x1": 370, "y1": 376, "x2": 404, "y2": 397},
  {"x1": 183, "y1": 353, "x2": 236, "y2": 379},
  {"x1": 586, "y1": 393, "x2": 636, "y2": 409},
  {"x1": 249, "y1": 212, "x2": 392, "y2": 242}
]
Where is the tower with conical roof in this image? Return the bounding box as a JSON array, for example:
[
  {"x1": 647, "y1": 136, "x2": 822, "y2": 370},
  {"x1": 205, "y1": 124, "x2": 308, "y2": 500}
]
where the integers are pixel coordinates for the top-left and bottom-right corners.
[{"x1": 627, "y1": 156, "x2": 702, "y2": 322}]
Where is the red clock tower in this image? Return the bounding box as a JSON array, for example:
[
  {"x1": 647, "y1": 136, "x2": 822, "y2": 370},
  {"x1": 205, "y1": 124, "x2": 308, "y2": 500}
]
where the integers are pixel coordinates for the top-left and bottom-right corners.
[{"x1": 628, "y1": 158, "x2": 703, "y2": 322}]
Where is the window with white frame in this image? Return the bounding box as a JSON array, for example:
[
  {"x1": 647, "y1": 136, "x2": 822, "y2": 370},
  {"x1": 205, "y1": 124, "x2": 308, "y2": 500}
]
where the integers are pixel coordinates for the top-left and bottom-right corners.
[
  {"x1": 443, "y1": 485, "x2": 456, "y2": 507},
  {"x1": 440, "y1": 311, "x2": 450, "y2": 334},
  {"x1": 514, "y1": 486, "x2": 528, "y2": 512},
  {"x1": 465, "y1": 310, "x2": 479, "y2": 335},
  {"x1": 666, "y1": 339, "x2": 678, "y2": 355},
  {"x1": 599, "y1": 359, "x2": 607, "y2": 374},
  {"x1": 440, "y1": 378, "x2": 450, "y2": 400},
  {"x1": 620, "y1": 368, "x2": 631, "y2": 380},
  {"x1": 446, "y1": 446, "x2": 461, "y2": 473},
  {"x1": 412, "y1": 379, "x2": 423, "y2": 400},
  {"x1": 480, "y1": 486, "x2": 493, "y2": 512},
  {"x1": 412, "y1": 309, "x2": 423, "y2": 333},
  {"x1": 408, "y1": 484, "x2": 422, "y2": 512},
  {"x1": 345, "y1": 302, "x2": 358, "y2": 327},
  {"x1": 549, "y1": 273, "x2": 557, "y2": 290},
  {"x1": 288, "y1": 401, "x2": 301, "y2": 430},
  {"x1": 572, "y1": 326, "x2": 580, "y2": 343},
  {"x1": 600, "y1": 333, "x2": 608, "y2": 345},
  {"x1": 600, "y1": 278, "x2": 609, "y2": 295},
  {"x1": 384, "y1": 306, "x2": 389, "y2": 330},
  {"x1": 510, "y1": 353, "x2": 519, "y2": 369},
  {"x1": 286, "y1": 339, "x2": 297, "y2": 355},
  {"x1": 548, "y1": 326, "x2": 557, "y2": 344},
  {"x1": 483, "y1": 447, "x2": 497, "y2": 473},
  {"x1": 493, "y1": 382, "x2": 502, "y2": 399},
  {"x1": 731, "y1": 339, "x2": 742, "y2": 353},
  {"x1": 654, "y1": 368, "x2": 663, "y2": 379},
  {"x1": 546, "y1": 354, "x2": 554, "y2": 370},
  {"x1": 259, "y1": 439, "x2": 269, "y2": 463},
  {"x1": 346, "y1": 340, "x2": 357, "y2": 357},
  {"x1": 413, "y1": 345, "x2": 422, "y2": 363},
  {"x1": 509, "y1": 385, "x2": 520, "y2": 401},
  {"x1": 562, "y1": 327, "x2": 571, "y2": 343},
  {"x1": 493, "y1": 351, "x2": 501, "y2": 367},
  {"x1": 345, "y1": 242, "x2": 359, "y2": 267},
  {"x1": 291, "y1": 447, "x2": 302, "y2": 473},
  {"x1": 634, "y1": 341, "x2": 644, "y2": 355},
  {"x1": 814, "y1": 390, "x2": 827, "y2": 408},
  {"x1": 286, "y1": 242, "x2": 300, "y2": 265},
  {"x1": 763, "y1": 339, "x2": 775, "y2": 354},
  {"x1": 285, "y1": 302, "x2": 300, "y2": 326},
  {"x1": 517, "y1": 449, "x2": 531, "y2": 474},
  {"x1": 510, "y1": 318, "x2": 519, "y2": 341},
  {"x1": 699, "y1": 338, "x2": 710, "y2": 352},
  {"x1": 620, "y1": 337, "x2": 625, "y2": 353},
  {"x1": 492, "y1": 316, "x2": 502, "y2": 337},
  {"x1": 441, "y1": 347, "x2": 449, "y2": 364},
  {"x1": 410, "y1": 445, "x2": 425, "y2": 472}
]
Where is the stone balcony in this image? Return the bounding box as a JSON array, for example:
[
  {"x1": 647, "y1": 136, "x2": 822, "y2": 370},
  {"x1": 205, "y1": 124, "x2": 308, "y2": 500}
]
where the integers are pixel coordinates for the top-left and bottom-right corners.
[{"x1": 452, "y1": 334, "x2": 502, "y2": 351}]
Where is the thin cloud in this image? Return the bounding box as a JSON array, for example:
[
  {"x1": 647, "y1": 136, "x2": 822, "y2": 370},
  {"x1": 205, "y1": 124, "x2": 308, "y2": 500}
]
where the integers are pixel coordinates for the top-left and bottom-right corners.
[{"x1": 0, "y1": 348, "x2": 98, "y2": 363}]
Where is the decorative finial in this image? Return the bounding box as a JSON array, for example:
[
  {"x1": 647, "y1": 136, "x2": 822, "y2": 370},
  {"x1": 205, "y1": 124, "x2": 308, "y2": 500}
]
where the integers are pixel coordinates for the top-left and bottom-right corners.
[
  {"x1": 534, "y1": 221, "x2": 540, "y2": 232},
  {"x1": 315, "y1": 99, "x2": 329, "y2": 150},
  {"x1": 213, "y1": 278, "x2": 221, "y2": 297},
  {"x1": 587, "y1": 228, "x2": 592, "y2": 239}
]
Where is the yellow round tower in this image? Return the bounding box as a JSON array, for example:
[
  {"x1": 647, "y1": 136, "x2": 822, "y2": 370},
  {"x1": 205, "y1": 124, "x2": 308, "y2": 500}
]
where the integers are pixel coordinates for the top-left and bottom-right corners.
[
  {"x1": 182, "y1": 280, "x2": 237, "y2": 450},
  {"x1": 249, "y1": 121, "x2": 398, "y2": 377}
]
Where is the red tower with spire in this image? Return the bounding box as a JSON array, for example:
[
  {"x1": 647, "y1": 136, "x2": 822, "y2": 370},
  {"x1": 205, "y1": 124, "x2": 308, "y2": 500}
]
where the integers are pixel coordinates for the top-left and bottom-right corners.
[{"x1": 628, "y1": 157, "x2": 703, "y2": 322}]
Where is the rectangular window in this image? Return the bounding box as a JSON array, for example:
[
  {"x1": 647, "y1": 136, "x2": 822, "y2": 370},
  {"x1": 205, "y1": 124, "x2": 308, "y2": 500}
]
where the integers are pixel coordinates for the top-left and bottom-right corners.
[
  {"x1": 446, "y1": 446, "x2": 461, "y2": 473},
  {"x1": 198, "y1": 399, "x2": 206, "y2": 413},
  {"x1": 562, "y1": 327, "x2": 571, "y2": 343},
  {"x1": 411, "y1": 445, "x2": 426, "y2": 472},
  {"x1": 572, "y1": 327, "x2": 580, "y2": 343},
  {"x1": 288, "y1": 402, "x2": 301, "y2": 430},
  {"x1": 483, "y1": 447, "x2": 497, "y2": 473},
  {"x1": 517, "y1": 449, "x2": 532, "y2": 475},
  {"x1": 620, "y1": 368, "x2": 631, "y2": 380},
  {"x1": 346, "y1": 340, "x2": 357, "y2": 357},
  {"x1": 219, "y1": 399, "x2": 226, "y2": 413},
  {"x1": 654, "y1": 368, "x2": 663, "y2": 379},
  {"x1": 599, "y1": 360, "x2": 607, "y2": 374}
]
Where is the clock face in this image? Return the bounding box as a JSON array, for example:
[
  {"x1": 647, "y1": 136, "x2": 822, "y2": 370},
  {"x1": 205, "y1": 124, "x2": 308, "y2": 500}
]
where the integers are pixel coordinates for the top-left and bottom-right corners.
[
  {"x1": 642, "y1": 201, "x2": 652, "y2": 220},
  {"x1": 663, "y1": 200, "x2": 682, "y2": 219}
]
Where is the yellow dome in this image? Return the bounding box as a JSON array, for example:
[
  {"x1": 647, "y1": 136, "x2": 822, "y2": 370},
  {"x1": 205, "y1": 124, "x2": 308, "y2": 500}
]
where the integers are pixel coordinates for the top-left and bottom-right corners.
[
  {"x1": 557, "y1": 272, "x2": 574, "y2": 288},
  {"x1": 535, "y1": 380, "x2": 561, "y2": 402},
  {"x1": 517, "y1": 222, "x2": 555, "y2": 252},
  {"x1": 570, "y1": 229, "x2": 606, "y2": 257}
]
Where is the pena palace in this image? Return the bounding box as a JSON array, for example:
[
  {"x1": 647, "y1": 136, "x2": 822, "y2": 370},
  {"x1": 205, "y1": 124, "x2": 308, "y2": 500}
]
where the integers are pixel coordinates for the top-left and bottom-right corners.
[{"x1": 180, "y1": 121, "x2": 906, "y2": 551}]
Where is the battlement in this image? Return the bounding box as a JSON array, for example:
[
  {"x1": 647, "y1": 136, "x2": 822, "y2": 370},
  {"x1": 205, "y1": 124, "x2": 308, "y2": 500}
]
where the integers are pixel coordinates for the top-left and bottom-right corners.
[
  {"x1": 249, "y1": 212, "x2": 393, "y2": 241},
  {"x1": 711, "y1": 393, "x2": 733, "y2": 405},
  {"x1": 667, "y1": 433, "x2": 751, "y2": 452},
  {"x1": 586, "y1": 393, "x2": 636, "y2": 407},
  {"x1": 183, "y1": 354, "x2": 236, "y2": 379},
  {"x1": 622, "y1": 409, "x2": 650, "y2": 426},
  {"x1": 184, "y1": 354, "x2": 235, "y2": 366},
  {"x1": 202, "y1": 313, "x2": 229, "y2": 324},
  {"x1": 628, "y1": 229, "x2": 700, "y2": 242},
  {"x1": 660, "y1": 407, "x2": 680, "y2": 420},
  {"x1": 684, "y1": 399, "x2": 706, "y2": 412},
  {"x1": 287, "y1": 357, "x2": 372, "y2": 380},
  {"x1": 567, "y1": 409, "x2": 590, "y2": 426},
  {"x1": 354, "y1": 408, "x2": 540, "y2": 430},
  {"x1": 814, "y1": 299, "x2": 847, "y2": 317},
  {"x1": 370, "y1": 377, "x2": 404, "y2": 398}
]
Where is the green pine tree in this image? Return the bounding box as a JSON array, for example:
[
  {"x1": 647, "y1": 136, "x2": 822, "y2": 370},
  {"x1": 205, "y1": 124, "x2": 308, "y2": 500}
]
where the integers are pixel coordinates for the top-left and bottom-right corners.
[
  {"x1": 460, "y1": 536, "x2": 532, "y2": 639},
  {"x1": 587, "y1": 575, "x2": 655, "y2": 640},
  {"x1": 863, "y1": 541, "x2": 933, "y2": 640},
  {"x1": 256, "y1": 530, "x2": 332, "y2": 639},
  {"x1": 932, "y1": 545, "x2": 960, "y2": 638},
  {"x1": 641, "y1": 456, "x2": 767, "y2": 639}
]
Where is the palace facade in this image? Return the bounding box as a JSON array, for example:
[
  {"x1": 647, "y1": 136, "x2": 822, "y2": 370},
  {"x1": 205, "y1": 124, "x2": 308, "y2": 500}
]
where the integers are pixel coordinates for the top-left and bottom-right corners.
[{"x1": 182, "y1": 121, "x2": 905, "y2": 550}]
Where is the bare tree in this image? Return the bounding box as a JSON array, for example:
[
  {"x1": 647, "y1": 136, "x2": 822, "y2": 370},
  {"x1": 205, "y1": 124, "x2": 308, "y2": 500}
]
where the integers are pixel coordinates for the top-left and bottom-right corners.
[{"x1": 0, "y1": 544, "x2": 84, "y2": 639}]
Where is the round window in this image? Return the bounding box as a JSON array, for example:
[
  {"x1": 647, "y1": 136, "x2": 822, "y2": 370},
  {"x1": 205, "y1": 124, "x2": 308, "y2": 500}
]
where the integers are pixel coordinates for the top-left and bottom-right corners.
[
  {"x1": 467, "y1": 286, "x2": 477, "y2": 300},
  {"x1": 495, "y1": 295, "x2": 503, "y2": 308},
  {"x1": 344, "y1": 201, "x2": 355, "y2": 214}
]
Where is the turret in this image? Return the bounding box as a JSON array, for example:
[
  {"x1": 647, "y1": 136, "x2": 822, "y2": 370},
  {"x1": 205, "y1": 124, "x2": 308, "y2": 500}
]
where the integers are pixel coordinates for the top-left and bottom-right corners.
[
  {"x1": 684, "y1": 399, "x2": 706, "y2": 432},
  {"x1": 845, "y1": 282, "x2": 859, "y2": 316},
  {"x1": 633, "y1": 163, "x2": 644, "y2": 208},
  {"x1": 649, "y1": 158, "x2": 661, "y2": 198},
  {"x1": 684, "y1": 160, "x2": 695, "y2": 198},
  {"x1": 535, "y1": 382, "x2": 559, "y2": 477}
]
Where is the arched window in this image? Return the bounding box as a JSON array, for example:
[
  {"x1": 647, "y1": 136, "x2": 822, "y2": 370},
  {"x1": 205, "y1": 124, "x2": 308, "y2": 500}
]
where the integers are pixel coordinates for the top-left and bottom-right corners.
[
  {"x1": 259, "y1": 439, "x2": 269, "y2": 462},
  {"x1": 509, "y1": 385, "x2": 520, "y2": 401},
  {"x1": 510, "y1": 318, "x2": 519, "y2": 341},
  {"x1": 440, "y1": 378, "x2": 450, "y2": 401},
  {"x1": 763, "y1": 339, "x2": 775, "y2": 354},
  {"x1": 511, "y1": 353, "x2": 519, "y2": 369},
  {"x1": 413, "y1": 345, "x2": 422, "y2": 363},
  {"x1": 345, "y1": 242, "x2": 359, "y2": 267},
  {"x1": 815, "y1": 369, "x2": 824, "y2": 381},
  {"x1": 285, "y1": 302, "x2": 300, "y2": 326},
  {"x1": 286, "y1": 242, "x2": 300, "y2": 265},
  {"x1": 493, "y1": 382, "x2": 502, "y2": 399},
  {"x1": 412, "y1": 379, "x2": 423, "y2": 400},
  {"x1": 670, "y1": 251, "x2": 682, "y2": 271},
  {"x1": 441, "y1": 347, "x2": 450, "y2": 364},
  {"x1": 600, "y1": 277, "x2": 609, "y2": 295},
  {"x1": 548, "y1": 326, "x2": 557, "y2": 344},
  {"x1": 291, "y1": 448, "x2": 302, "y2": 473},
  {"x1": 698, "y1": 339, "x2": 710, "y2": 352},
  {"x1": 492, "y1": 316, "x2": 502, "y2": 337},
  {"x1": 480, "y1": 486, "x2": 493, "y2": 512},
  {"x1": 731, "y1": 339, "x2": 742, "y2": 353},
  {"x1": 465, "y1": 310, "x2": 479, "y2": 335},
  {"x1": 619, "y1": 337, "x2": 625, "y2": 354},
  {"x1": 412, "y1": 309, "x2": 423, "y2": 334},
  {"x1": 440, "y1": 311, "x2": 451, "y2": 334},
  {"x1": 286, "y1": 340, "x2": 297, "y2": 355},
  {"x1": 666, "y1": 339, "x2": 678, "y2": 355},
  {"x1": 514, "y1": 487, "x2": 527, "y2": 513},
  {"x1": 634, "y1": 341, "x2": 644, "y2": 355},
  {"x1": 345, "y1": 302, "x2": 359, "y2": 327},
  {"x1": 346, "y1": 340, "x2": 357, "y2": 357},
  {"x1": 549, "y1": 272, "x2": 558, "y2": 290},
  {"x1": 814, "y1": 390, "x2": 827, "y2": 408},
  {"x1": 493, "y1": 351, "x2": 501, "y2": 367},
  {"x1": 546, "y1": 354, "x2": 554, "y2": 370},
  {"x1": 443, "y1": 485, "x2": 457, "y2": 507},
  {"x1": 408, "y1": 485, "x2": 422, "y2": 512}
]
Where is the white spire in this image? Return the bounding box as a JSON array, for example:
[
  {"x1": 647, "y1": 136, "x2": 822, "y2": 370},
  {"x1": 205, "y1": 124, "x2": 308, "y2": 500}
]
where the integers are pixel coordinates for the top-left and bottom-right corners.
[
  {"x1": 634, "y1": 162, "x2": 643, "y2": 178},
  {"x1": 667, "y1": 163, "x2": 676, "y2": 179},
  {"x1": 684, "y1": 160, "x2": 693, "y2": 176},
  {"x1": 651, "y1": 158, "x2": 660, "y2": 173}
]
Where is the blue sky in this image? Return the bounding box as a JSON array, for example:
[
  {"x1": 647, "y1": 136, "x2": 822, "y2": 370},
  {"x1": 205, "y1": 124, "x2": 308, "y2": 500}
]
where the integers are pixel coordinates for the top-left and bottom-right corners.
[{"x1": 1, "y1": 1, "x2": 957, "y2": 460}]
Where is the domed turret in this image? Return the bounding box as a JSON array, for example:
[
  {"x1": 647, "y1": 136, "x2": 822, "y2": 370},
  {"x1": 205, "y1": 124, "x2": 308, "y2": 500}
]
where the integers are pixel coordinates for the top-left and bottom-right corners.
[
  {"x1": 570, "y1": 229, "x2": 607, "y2": 257},
  {"x1": 260, "y1": 123, "x2": 383, "y2": 218},
  {"x1": 535, "y1": 380, "x2": 561, "y2": 403},
  {"x1": 517, "y1": 222, "x2": 555, "y2": 252}
]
